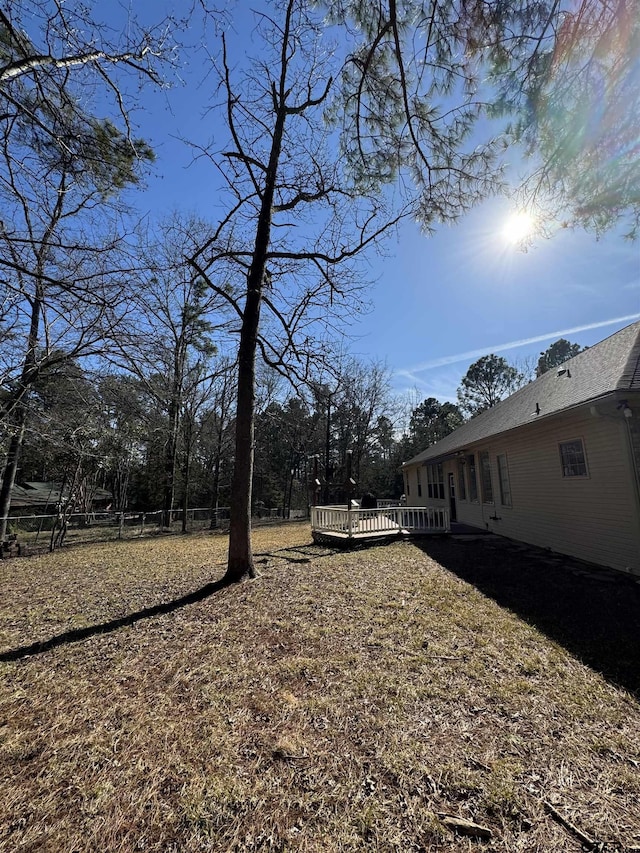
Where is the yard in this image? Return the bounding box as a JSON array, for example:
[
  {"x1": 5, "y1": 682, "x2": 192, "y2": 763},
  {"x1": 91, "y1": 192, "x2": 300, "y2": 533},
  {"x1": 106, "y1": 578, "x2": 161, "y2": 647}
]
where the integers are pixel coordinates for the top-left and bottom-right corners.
[{"x1": 1, "y1": 523, "x2": 639, "y2": 852}]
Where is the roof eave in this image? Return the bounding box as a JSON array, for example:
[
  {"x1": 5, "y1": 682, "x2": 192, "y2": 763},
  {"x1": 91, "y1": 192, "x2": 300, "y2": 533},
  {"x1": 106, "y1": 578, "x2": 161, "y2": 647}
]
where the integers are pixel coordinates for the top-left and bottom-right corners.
[{"x1": 402, "y1": 389, "x2": 633, "y2": 467}]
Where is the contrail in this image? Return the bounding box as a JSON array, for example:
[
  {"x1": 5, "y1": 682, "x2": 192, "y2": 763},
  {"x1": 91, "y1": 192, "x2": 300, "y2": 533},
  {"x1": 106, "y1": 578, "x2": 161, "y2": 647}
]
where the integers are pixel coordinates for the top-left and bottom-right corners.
[{"x1": 396, "y1": 313, "x2": 640, "y2": 378}]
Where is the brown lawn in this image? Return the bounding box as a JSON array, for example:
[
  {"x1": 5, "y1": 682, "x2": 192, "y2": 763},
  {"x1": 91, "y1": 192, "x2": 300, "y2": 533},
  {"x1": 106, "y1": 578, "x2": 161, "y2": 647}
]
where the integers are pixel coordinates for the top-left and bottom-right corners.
[{"x1": 1, "y1": 523, "x2": 639, "y2": 852}]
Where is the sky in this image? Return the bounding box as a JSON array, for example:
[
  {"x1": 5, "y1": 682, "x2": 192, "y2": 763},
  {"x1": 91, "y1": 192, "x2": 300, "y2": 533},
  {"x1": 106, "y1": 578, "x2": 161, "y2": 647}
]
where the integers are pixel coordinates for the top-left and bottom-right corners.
[
  {"x1": 110, "y1": 1, "x2": 639, "y2": 405},
  {"x1": 362, "y1": 207, "x2": 640, "y2": 402}
]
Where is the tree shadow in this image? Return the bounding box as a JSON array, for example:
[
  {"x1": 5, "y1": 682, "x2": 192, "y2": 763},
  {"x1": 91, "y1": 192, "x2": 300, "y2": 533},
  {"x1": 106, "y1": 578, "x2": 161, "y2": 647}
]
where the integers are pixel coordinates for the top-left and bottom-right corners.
[
  {"x1": 254, "y1": 543, "x2": 342, "y2": 563},
  {"x1": 0, "y1": 542, "x2": 333, "y2": 664},
  {"x1": 0, "y1": 577, "x2": 229, "y2": 663},
  {"x1": 412, "y1": 536, "x2": 640, "y2": 697}
]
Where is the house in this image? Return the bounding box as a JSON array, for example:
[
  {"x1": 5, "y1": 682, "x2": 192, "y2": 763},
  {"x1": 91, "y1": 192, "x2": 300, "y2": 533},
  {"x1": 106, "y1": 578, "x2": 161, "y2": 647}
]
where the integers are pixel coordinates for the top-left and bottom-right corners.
[
  {"x1": 402, "y1": 322, "x2": 640, "y2": 576},
  {"x1": 8, "y1": 482, "x2": 112, "y2": 513}
]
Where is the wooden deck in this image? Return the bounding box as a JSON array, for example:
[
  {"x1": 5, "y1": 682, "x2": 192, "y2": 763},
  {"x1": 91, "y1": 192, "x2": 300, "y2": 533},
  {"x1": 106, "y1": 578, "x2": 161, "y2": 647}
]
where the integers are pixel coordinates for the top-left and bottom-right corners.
[{"x1": 310, "y1": 505, "x2": 450, "y2": 546}]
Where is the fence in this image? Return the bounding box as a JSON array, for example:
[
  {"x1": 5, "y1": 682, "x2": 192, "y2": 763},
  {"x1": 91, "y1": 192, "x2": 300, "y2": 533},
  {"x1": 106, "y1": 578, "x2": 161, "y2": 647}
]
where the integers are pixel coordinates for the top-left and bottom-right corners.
[{"x1": 1, "y1": 505, "x2": 307, "y2": 554}]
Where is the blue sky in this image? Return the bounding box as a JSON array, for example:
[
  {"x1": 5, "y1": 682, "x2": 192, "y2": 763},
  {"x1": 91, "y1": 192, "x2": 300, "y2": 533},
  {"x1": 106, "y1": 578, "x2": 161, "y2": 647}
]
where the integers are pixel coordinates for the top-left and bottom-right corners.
[
  {"x1": 117, "y1": 1, "x2": 639, "y2": 404},
  {"x1": 362, "y1": 206, "x2": 640, "y2": 401}
]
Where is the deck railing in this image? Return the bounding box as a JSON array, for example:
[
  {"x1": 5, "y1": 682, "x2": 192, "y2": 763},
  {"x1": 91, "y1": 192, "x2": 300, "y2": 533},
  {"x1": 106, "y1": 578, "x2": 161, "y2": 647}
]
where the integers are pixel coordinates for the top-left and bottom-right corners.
[{"x1": 310, "y1": 505, "x2": 450, "y2": 538}]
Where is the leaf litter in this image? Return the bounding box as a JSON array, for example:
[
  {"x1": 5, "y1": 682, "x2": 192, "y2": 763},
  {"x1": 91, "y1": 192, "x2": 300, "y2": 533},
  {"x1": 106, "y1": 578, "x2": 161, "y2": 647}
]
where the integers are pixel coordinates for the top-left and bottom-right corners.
[{"x1": 0, "y1": 523, "x2": 639, "y2": 851}]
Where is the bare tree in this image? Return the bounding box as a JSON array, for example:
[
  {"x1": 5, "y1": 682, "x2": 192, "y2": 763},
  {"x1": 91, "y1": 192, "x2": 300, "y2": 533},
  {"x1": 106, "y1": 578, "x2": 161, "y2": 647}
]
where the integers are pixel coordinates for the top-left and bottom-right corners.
[
  {"x1": 328, "y1": 358, "x2": 394, "y2": 486},
  {"x1": 0, "y1": 0, "x2": 162, "y2": 223},
  {"x1": 0, "y1": 123, "x2": 153, "y2": 538},
  {"x1": 0, "y1": 2, "x2": 175, "y2": 107},
  {"x1": 0, "y1": 0, "x2": 181, "y2": 420},
  {"x1": 0, "y1": 0, "x2": 180, "y2": 537},
  {"x1": 191, "y1": 1, "x2": 410, "y2": 582},
  {"x1": 95, "y1": 373, "x2": 150, "y2": 512},
  {"x1": 189, "y1": 0, "x2": 539, "y2": 582},
  {"x1": 111, "y1": 216, "x2": 230, "y2": 528},
  {"x1": 196, "y1": 359, "x2": 237, "y2": 528}
]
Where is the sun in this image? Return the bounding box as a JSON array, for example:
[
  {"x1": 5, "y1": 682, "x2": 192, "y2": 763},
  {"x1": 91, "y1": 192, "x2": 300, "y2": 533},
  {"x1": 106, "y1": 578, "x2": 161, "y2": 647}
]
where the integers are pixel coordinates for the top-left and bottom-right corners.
[{"x1": 501, "y1": 211, "x2": 536, "y2": 246}]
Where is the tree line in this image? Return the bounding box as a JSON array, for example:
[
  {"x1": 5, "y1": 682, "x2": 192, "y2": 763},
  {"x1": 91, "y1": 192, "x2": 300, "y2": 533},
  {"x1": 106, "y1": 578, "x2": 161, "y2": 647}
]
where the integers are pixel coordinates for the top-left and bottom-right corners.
[
  {"x1": 0, "y1": 0, "x2": 634, "y2": 579},
  {"x1": 1, "y1": 327, "x2": 582, "y2": 536}
]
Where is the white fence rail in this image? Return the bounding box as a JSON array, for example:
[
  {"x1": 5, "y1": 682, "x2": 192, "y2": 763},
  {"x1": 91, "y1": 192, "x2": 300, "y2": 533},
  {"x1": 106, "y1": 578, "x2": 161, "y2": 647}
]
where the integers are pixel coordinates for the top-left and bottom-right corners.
[{"x1": 311, "y1": 505, "x2": 450, "y2": 538}]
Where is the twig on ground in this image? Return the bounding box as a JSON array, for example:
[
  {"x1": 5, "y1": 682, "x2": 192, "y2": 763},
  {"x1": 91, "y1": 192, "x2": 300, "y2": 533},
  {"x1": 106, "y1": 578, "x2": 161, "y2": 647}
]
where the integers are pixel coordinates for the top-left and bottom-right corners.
[
  {"x1": 438, "y1": 813, "x2": 492, "y2": 840},
  {"x1": 543, "y1": 799, "x2": 596, "y2": 849}
]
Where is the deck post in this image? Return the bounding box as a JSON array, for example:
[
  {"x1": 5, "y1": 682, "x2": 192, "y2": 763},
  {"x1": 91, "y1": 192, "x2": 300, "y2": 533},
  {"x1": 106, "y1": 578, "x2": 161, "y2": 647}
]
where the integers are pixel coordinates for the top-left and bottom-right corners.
[
  {"x1": 309, "y1": 455, "x2": 321, "y2": 509},
  {"x1": 344, "y1": 450, "x2": 356, "y2": 539}
]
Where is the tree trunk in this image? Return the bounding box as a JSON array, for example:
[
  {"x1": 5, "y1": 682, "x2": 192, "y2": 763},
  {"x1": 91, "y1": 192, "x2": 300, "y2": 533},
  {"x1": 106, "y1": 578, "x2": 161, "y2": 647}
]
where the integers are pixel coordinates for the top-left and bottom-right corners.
[
  {"x1": 0, "y1": 415, "x2": 26, "y2": 540},
  {"x1": 224, "y1": 44, "x2": 289, "y2": 582},
  {"x1": 225, "y1": 282, "x2": 262, "y2": 582},
  {"x1": 181, "y1": 462, "x2": 189, "y2": 534},
  {"x1": 181, "y1": 415, "x2": 193, "y2": 534},
  {"x1": 113, "y1": 460, "x2": 129, "y2": 512},
  {"x1": 286, "y1": 464, "x2": 296, "y2": 520},
  {"x1": 0, "y1": 275, "x2": 44, "y2": 540},
  {"x1": 0, "y1": 275, "x2": 44, "y2": 538},
  {"x1": 209, "y1": 451, "x2": 221, "y2": 530},
  {"x1": 323, "y1": 395, "x2": 332, "y2": 504},
  {"x1": 209, "y1": 383, "x2": 229, "y2": 530},
  {"x1": 163, "y1": 394, "x2": 180, "y2": 528}
]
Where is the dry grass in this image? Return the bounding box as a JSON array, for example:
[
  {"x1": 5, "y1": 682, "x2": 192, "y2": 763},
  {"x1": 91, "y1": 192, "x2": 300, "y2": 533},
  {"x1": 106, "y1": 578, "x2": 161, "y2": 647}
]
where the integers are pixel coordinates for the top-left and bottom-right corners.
[{"x1": 1, "y1": 524, "x2": 639, "y2": 852}]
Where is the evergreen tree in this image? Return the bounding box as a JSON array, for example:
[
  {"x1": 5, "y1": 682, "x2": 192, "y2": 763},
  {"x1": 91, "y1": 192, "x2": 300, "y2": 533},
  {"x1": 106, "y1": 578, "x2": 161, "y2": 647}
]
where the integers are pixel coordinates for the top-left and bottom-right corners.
[
  {"x1": 408, "y1": 398, "x2": 464, "y2": 455},
  {"x1": 457, "y1": 355, "x2": 526, "y2": 417},
  {"x1": 537, "y1": 339, "x2": 584, "y2": 376}
]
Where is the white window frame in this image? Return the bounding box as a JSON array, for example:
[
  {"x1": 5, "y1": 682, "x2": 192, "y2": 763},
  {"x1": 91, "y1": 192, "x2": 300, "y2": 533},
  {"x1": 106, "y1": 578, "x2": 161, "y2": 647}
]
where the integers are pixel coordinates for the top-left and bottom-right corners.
[
  {"x1": 427, "y1": 462, "x2": 445, "y2": 500},
  {"x1": 457, "y1": 459, "x2": 467, "y2": 501},
  {"x1": 466, "y1": 453, "x2": 478, "y2": 502},
  {"x1": 496, "y1": 453, "x2": 512, "y2": 506},
  {"x1": 559, "y1": 438, "x2": 589, "y2": 478},
  {"x1": 479, "y1": 450, "x2": 494, "y2": 504}
]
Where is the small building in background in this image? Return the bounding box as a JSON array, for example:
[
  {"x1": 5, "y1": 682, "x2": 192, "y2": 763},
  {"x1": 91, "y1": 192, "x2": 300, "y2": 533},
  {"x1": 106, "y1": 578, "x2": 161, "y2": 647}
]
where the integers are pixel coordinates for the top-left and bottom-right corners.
[{"x1": 8, "y1": 482, "x2": 112, "y2": 514}]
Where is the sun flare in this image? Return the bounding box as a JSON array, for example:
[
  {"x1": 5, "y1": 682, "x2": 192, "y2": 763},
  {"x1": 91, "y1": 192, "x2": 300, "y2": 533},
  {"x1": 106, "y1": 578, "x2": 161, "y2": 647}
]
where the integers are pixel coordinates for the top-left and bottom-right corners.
[{"x1": 502, "y1": 211, "x2": 536, "y2": 245}]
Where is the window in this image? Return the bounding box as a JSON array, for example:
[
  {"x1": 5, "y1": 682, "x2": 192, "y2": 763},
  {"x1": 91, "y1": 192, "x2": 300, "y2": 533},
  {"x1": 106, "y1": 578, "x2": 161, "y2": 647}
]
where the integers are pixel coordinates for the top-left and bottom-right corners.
[
  {"x1": 496, "y1": 454, "x2": 512, "y2": 506},
  {"x1": 559, "y1": 439, "x2": 588, "y2": 477},
  {"x1": 467, "y1": 454, "x2": 478, "y2": 501},
  {"x1": 405, "y1": 472, "x2": 410, "y2": 496},
  {"x1": 479, "y1": 451, "x2": 493, "y2": 503},
  {"x1": 416, "y1": 466, "x2": 422, "y2": 497},
  {"x1": 427, "y1": 462, "x2": 445, "y2": 499},
  {"x1": 457, "y1": 459, "x2": 466, "y2": 501}
]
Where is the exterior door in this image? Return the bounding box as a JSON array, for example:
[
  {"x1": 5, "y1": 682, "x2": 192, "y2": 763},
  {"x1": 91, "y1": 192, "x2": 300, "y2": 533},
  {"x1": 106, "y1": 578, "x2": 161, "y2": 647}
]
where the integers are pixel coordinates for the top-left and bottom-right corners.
[{"x1": 448, "y1": 472, "x2": 457, "y2": 522}]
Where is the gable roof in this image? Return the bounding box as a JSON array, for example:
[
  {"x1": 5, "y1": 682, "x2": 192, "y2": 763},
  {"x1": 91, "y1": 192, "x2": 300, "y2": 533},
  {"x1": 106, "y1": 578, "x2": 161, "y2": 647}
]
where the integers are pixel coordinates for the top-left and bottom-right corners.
[
  {"x1": 404, "y1": 321, "x2": 640, "y2": 467},
  {"x1": 10, "y1": 482, "x2": 112, "y2": 508}
]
